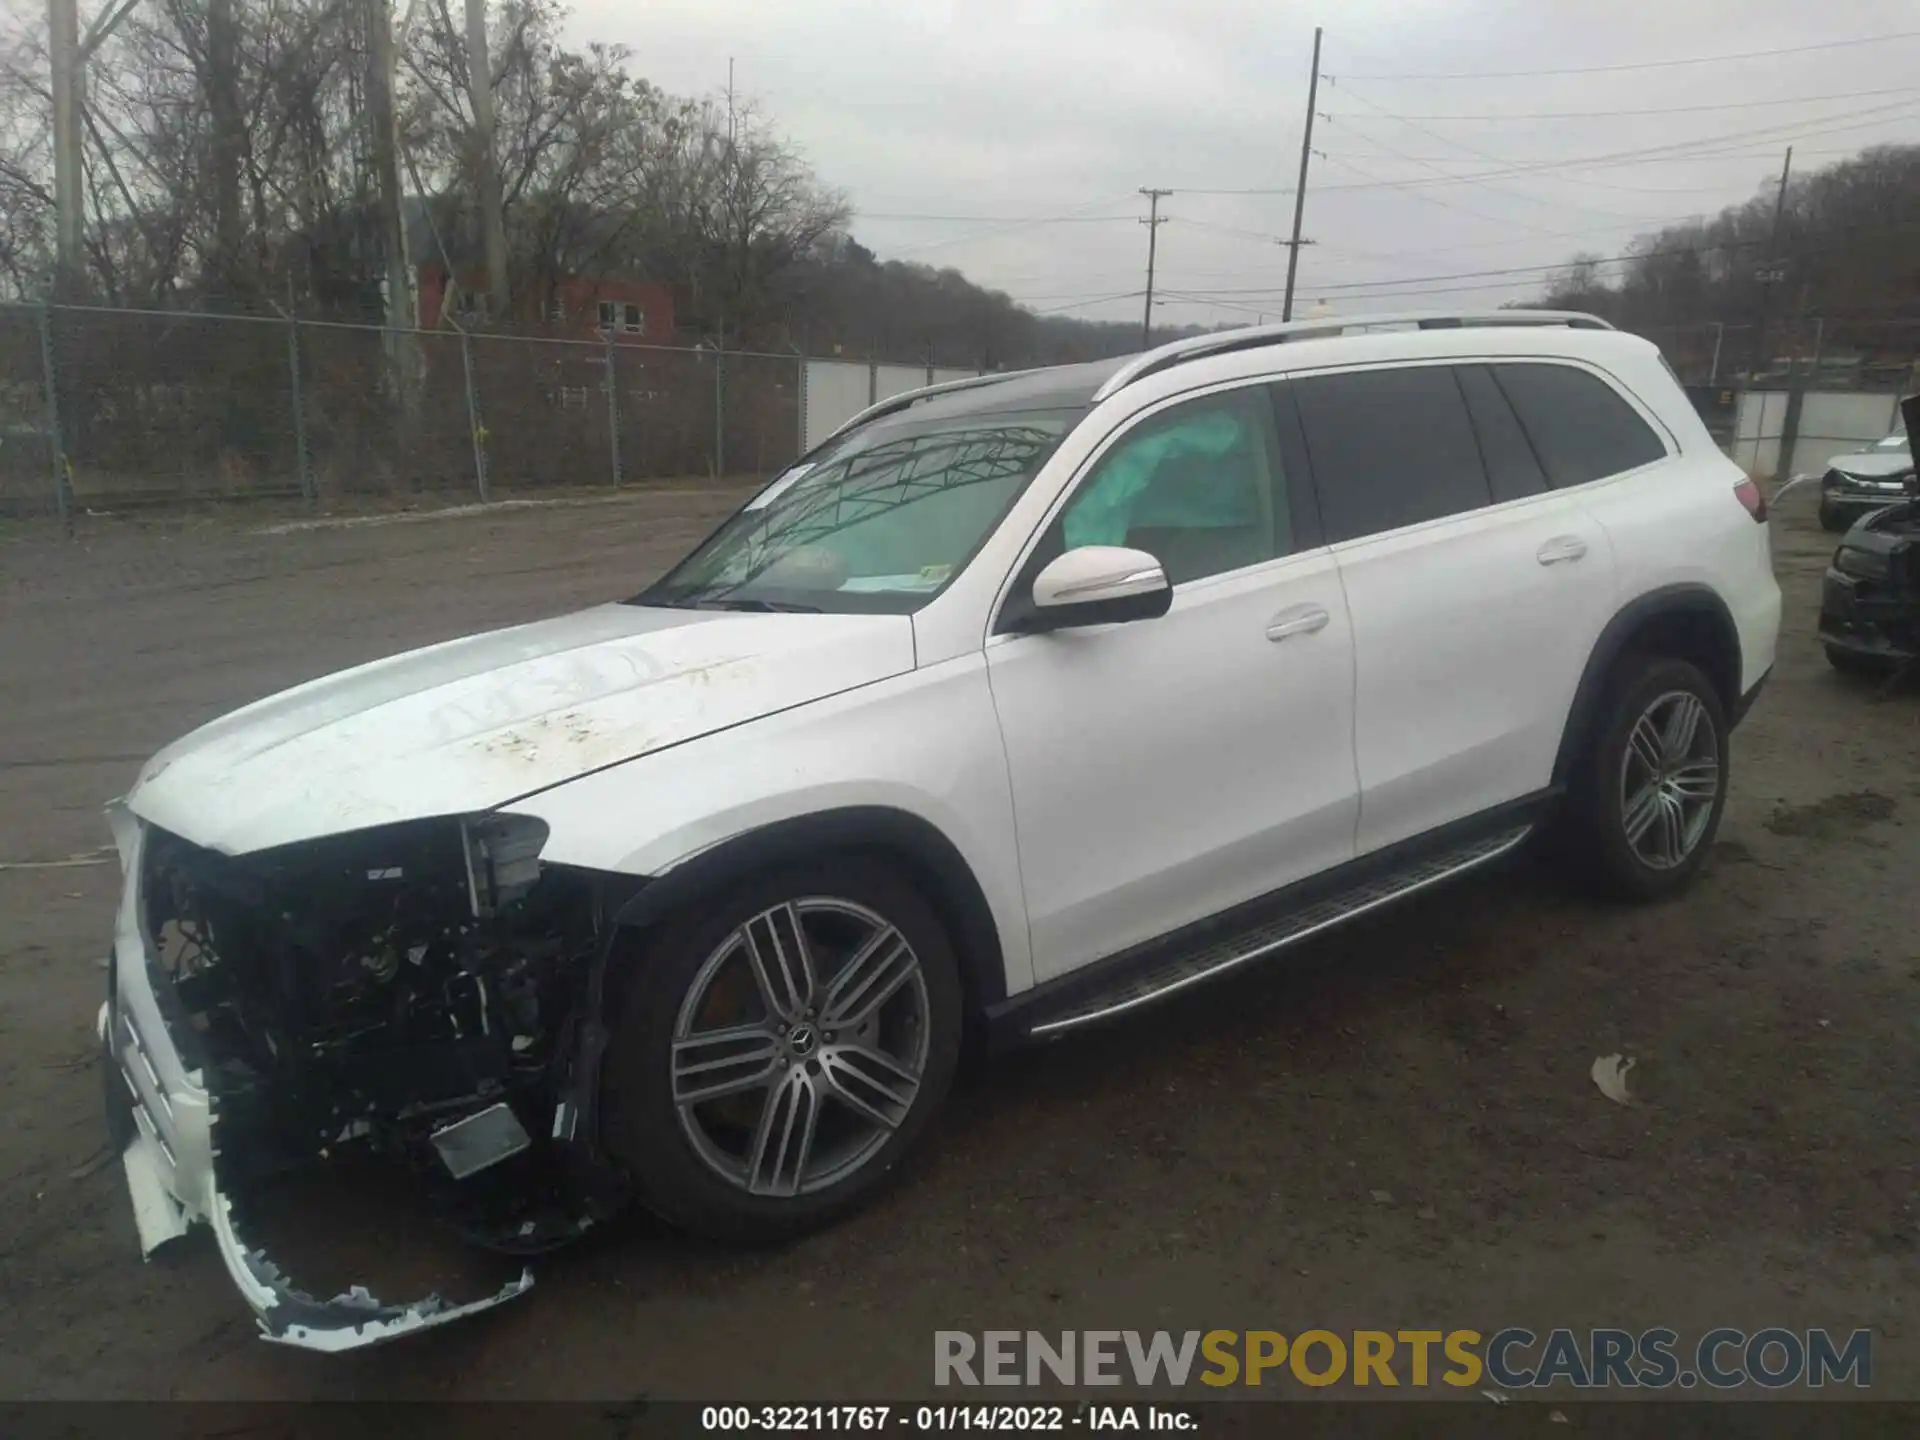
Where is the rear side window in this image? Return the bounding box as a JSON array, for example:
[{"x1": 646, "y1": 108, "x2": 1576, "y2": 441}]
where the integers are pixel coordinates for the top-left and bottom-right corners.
[
  {"x1": 1491, "y1": 363, "x2": 1666, "y2": 487},
  {"x1": 1292, "y1": 366, "x2": 1492, "y2": 543},
  {"x1": 1456, "y1": 364, "x2": 1548, "y2": 503}
]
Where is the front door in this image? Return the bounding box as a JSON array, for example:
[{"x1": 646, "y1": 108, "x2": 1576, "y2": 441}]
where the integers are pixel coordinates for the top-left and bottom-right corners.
[{"x1": 985, "y1": 382, "x2": 1359, "y2": 983}]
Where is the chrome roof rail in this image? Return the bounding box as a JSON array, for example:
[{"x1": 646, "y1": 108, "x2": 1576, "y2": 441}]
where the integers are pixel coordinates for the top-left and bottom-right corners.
[
  {"x1": 820, "y1": 367, "x2": 1041, "y2": 447},
  {"x1": 1090, "y1": 310, "x2": 1617, "y2": 403}
]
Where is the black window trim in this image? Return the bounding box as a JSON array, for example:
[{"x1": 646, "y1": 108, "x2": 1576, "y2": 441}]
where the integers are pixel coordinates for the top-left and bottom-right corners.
[
  {"x1": 1278, "y1": 355, "x2": 1677, "y2": 549},
  {"x1": 1454, "y1": 361, "x2": 1552, "y2": 504},
  {"x1": 1284, "y1": 358, "x2": 1496, "y2": 546},
  {"x1": 989, "y1": 376, "x2": 1328, "y2": 637},
  {"x1": 1479, "y1": 356, "x2": 1676, "y2": 485}
]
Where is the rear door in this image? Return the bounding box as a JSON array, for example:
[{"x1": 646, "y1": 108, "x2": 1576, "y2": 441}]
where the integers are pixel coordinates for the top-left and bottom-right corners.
[{"x1": 1289, "y1": 361, "x2": 1621, "y2": 856}]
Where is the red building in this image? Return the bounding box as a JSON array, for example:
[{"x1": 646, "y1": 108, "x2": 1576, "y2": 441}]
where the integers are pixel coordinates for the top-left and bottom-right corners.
[{"x1": 416, "y1": 266, "x2": 676, "y2": 343}]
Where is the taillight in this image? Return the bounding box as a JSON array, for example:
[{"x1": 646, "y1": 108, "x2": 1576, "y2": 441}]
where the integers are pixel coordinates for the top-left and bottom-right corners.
[{"x1": 1733, "y1": 477, "x2": 1768, "y2": 523}]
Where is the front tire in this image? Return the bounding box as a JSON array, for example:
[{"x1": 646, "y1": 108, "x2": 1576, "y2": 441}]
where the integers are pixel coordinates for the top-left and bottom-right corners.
[
  {"x1": 1564, "y1": 656, "x2": 1729, "y2": 901},
  {"x1": 601, "y1": 857, "x2": 962, "y2": 1243}
]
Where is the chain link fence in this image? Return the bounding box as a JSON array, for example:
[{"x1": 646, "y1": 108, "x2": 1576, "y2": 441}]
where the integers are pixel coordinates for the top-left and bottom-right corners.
[
  {"x1": 38, "y1": 301, "x2": 1907, "y2": 519},
  {"x1": 0, "y1": 303, "x2": 876, "y2": 520},
  {"x1": 1639, "y1": 318, "x2": 1920, "y2": 391}
]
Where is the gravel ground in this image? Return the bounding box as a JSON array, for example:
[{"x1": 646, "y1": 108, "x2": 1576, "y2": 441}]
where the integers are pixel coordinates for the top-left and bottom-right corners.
[{"x1": 0, "y1": 489, "x2": 1915, "y2": 1402}]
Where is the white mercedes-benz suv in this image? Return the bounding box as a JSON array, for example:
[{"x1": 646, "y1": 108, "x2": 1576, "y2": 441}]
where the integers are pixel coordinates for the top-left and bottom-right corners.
[{"x1": 101, "y1": 311, "x2": 1781, "y2": 1348}]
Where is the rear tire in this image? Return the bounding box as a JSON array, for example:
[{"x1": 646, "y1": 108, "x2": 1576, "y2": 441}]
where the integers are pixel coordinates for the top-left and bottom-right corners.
[
  {"x1": 1563, "y1": 656, "x2": 1729, "y2": 902},
  {"x1": 601, "y1": 856, "x2": 963, "y2": 1244},
  {"x1": 1818, "y1": 500, "x2": 1848, "y2": 532}
]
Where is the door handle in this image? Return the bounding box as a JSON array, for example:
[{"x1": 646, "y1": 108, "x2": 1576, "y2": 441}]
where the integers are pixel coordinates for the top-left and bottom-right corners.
[
  {"x1": 1536, "y1": 535, "x2": 1588, "y2": 565},
  {"x1": 1265, "y1": 604, "x2": 1331, "y2": 642}
]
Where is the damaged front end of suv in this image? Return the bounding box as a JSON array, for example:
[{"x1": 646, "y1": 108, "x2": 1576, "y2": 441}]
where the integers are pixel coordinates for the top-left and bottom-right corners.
[
  {"x1": 102, "y1": 805, "x2": 637, "y2": 1350},
  {"x1": 1820, "y1": 495, "x2": 1920, "y2": 677}
]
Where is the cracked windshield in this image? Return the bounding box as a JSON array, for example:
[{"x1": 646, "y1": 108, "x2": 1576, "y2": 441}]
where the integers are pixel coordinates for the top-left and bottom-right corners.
[{"x1": 641, "y1": 411, "x2": 1081, "y2": 612}]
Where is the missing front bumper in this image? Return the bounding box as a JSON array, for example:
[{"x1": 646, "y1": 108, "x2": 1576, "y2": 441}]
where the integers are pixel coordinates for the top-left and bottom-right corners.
[{"x1": 101, "y1": 992, "x2": 537, "y2": 1353}]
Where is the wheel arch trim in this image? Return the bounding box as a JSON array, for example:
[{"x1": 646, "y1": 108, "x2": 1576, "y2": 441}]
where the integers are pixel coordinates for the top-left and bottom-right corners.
[
  {"x1": 1552, "y1": 583, "x2": 1743, "y2": 787},
  {"x1": 609, "y1": 805, "x2": 1013, "y2": 1011}
]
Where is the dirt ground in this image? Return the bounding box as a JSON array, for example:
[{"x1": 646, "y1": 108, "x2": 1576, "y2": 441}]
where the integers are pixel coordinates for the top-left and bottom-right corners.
[{"x1": 0, "y1": 487, "x2": 1916, "y2": 1403}]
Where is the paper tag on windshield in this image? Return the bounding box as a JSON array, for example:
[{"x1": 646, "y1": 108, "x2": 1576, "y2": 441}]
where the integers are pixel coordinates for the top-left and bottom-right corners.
[
  {"x1": 745, "y1": 463, "x2": 813, "y2": 511},
  {"x1": 918, "y1": 564, "x2": 952, "y2": 586}
]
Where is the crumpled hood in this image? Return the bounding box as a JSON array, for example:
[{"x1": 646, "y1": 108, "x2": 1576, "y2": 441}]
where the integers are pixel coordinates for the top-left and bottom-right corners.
[
  {"x1": 127, "y1": 604, "x2": 916, "y2": 854},
  {"x1": 1829, "y1": 450, "x2": 1914, "y2": 480}
]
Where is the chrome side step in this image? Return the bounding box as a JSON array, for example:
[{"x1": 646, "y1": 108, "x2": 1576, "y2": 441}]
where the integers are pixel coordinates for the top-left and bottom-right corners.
[{"x1": 1029, "y1": 825, "x2": 1533, "y2": 1038}]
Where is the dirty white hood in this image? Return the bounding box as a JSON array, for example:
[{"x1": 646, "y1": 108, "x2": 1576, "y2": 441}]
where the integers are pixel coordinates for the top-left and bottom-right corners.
[{"x1": 127, "y1": 604, "x2": 917, "y2": 854}]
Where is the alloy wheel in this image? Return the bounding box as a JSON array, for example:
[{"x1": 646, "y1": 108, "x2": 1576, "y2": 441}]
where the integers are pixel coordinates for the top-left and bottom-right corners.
[
  {"x1": 1618, "y1": 689, "x2": 1721, "y2": 871},
  {"x1": 669, "y1": 898, "x2": 931, "y2": 1197}
]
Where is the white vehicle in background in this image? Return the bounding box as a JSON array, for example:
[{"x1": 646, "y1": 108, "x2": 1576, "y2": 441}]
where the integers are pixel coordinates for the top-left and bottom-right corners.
[
  {"x1": 100, "y1": 310, "x2": 1780, "y2": 1349},
  {"x1": 1817, "y1": 428, "x2": 1915, "y2": 531}
]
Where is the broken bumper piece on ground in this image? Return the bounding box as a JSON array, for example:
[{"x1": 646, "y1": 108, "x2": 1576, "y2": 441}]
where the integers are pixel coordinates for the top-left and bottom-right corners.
[{"x1": 221, "y1": 1205, "x2": 535, "y2": 1353}]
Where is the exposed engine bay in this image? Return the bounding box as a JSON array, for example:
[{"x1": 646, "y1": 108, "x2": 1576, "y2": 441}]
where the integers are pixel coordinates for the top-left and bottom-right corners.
[
  {"x1": 138, "y1": 815, "x2": 631, "y2": 1255},
  {"x1": 1821, "y1": 496, "x2": 1920, "y2": 673}
]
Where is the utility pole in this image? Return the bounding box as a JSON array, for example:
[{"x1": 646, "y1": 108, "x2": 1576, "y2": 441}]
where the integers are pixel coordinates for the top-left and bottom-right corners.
[
  {"x1": 206, "y1": 0, "x2": 246, "y2": 295},
  {"x1": 1281, "y1": 25, "x2": 1323, "y2": 323},
  {"x1": 365, "y1": 0, "x2": 415, "y2": 331},
  {"x1": 1748, "y1": 145, "x2": 1793, "y2": 380},
  {"x1": 466, "y1": 0, "x2": 509, "y2": 319},
  {"x1": 47, "y1": 0, "x2": 148, "y2": 297},
  {"x1": 1139, "y1": 187, "x2": 1170, "y2": 349},
  {"x1": 47, "y1": 0, "x2": 82, "y2": 293}
]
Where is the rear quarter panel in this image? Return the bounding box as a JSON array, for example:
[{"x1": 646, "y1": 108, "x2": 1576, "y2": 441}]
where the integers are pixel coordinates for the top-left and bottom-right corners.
[{"x1": 1577, "y1": 347, "x2": 1781, "y2": 695}]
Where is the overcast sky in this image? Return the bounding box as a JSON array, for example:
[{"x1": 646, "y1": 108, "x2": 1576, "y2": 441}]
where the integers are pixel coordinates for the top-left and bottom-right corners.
[{"x1": 569, "y1": 0, "x2": 1920, "y2": 330}]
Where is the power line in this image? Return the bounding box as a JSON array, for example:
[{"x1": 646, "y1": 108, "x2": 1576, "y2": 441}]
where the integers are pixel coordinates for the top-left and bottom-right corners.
[
  {"x1": 1161, "y1": 215, "x2": 1920, "y2": 306},
  {"x1": 1163, "y1": 138, "x2": 1917, "y2": 197},
  {"x1": 1318, "y1": 151, "x2": 1581, "y2": 236},
  {"x1": 1329, "y1": 85, "x2": 1750, "y2": 218},
  {"x1": 1028, "y1": 290, "x2": 1145, "y2": 316},
  {"x1": 1298, "y1": 145, "x2": 1904, "y2": 166},
  {"x1": 1329, "y1": 124, "x2": 1653, "y2": 226},
  {"x1": 1319, "y1": 146, "x2": 1807, "y2": 195},
  {"x1": 1332, "y1": 85, "x2": 1920, "y2": 121},
  {"x1": 1306, "y1": 97, "x2": 1920, "y2": 193},
  {"x1": 1334, "y1": 30, "x2": 1920, "y2": 80},
  {"x1": 1171, "y1": 216, "x2": 1289, "y2": 243},
  {"x1": 1176, "y1": 187, "x2": 1293, "y2": 197},
  {"x1": 857, "y1": 212, "x2": 1140, "y2": 223},
  {"x1": 886, "y1": 194, "x2": 1141, "y2": 257}
]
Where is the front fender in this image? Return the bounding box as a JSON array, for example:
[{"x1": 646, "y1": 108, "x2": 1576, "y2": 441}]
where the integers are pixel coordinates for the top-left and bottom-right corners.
[{"x1": 501, "y1": 656, "x2": 1033, "y2": 999}]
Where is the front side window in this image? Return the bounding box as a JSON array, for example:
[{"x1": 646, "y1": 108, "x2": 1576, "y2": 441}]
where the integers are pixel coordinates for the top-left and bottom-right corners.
[
  {"x1": 1056, "y1": 387, "x2": 1287, "y2": 586},
  {"x1": 1293, "y1": 365, "x2": 1491, "y2": 543},
  {"x1": 638, "y1": 408, "x2": 1083, "y2": 614},
  {"x1": 1491, "y1": 362, "x2": 1666, "y2": 487}
]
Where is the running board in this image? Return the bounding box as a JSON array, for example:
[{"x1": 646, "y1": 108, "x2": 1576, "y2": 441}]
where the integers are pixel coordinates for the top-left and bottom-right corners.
[{"x1": 1026, "y1": 824, "x2": 1534, "y2": 1038}]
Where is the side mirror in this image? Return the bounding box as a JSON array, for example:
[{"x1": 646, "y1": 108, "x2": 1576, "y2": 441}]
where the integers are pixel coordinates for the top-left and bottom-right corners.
[{"x1": 1024, "y1": 546, "x2": 1171, "y2": 632}]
